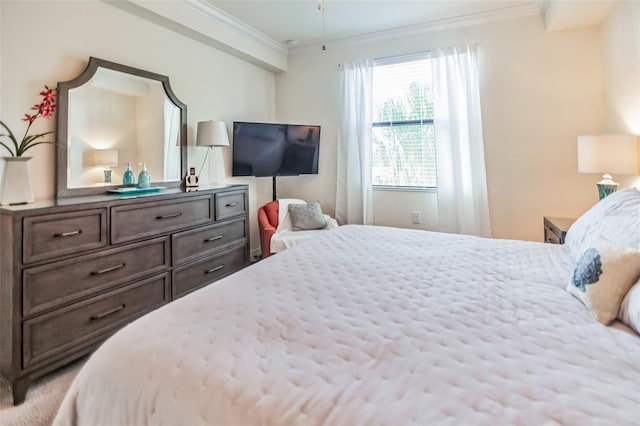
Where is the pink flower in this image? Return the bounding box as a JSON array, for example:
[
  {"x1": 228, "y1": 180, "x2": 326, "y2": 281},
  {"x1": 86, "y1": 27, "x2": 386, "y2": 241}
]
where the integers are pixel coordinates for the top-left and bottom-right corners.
[
  {"x1": 1, "y1": 85, "x2": 57, "y2": 156},
  {"x1": 22, "y1": 114, "x2": 36, "y2": 124}
]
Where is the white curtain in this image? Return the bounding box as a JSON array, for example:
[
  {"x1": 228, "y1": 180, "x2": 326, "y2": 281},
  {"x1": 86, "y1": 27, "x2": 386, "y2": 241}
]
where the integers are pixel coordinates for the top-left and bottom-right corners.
[
  {"x1": 336, "y1": 60, "x2": 374, "y2": 225},
  {"x1": 432, "y1": 45, "x2": 492, "y2": 237}
]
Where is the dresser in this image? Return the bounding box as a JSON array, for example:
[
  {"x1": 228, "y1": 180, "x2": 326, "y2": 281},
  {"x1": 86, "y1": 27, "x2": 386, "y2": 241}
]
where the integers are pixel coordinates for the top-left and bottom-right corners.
[{"x1": 0, "y1": 185, "x2": 249, "y2": 404}]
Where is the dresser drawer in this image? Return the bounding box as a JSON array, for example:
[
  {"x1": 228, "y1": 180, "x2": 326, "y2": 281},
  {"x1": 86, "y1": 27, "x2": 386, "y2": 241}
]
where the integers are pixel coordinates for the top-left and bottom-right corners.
[
  {"x1": 172, "y1": 245, "x2": 247, "y2": 299},
  {"x1": 23, "y1": 273, "x2": 169, "y2": 368},
  {"x1": 215, "y1": 191, "x2": 246, "y2": 221},
  {"x1": 544, "y1": 227, "x2": 562, "y2": 244},
  {"x1": 111, "y1": 196, "x2": 212, "y2": 244},
  {"x1": 23, "y1": 209, "x2": 107, "y2": 264},
  {"x1": 23, "y1": 237, "x2": 169, "y2": 316},
  {"x1": 172, "y1": 218, "x2": 246, "y2": 265}
]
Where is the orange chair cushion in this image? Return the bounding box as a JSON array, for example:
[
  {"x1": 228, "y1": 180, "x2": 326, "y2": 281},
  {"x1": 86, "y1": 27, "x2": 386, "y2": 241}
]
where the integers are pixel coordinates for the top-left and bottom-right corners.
[
  {"x1": 264, "y1": 200, "x2": 279, "y2": 228},
  {"x1": 258, "y1": 200, "x2": 279, "y2": 258}
]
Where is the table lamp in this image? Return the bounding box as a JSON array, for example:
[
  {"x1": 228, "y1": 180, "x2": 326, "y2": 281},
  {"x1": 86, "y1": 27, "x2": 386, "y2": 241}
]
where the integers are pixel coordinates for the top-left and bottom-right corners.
[
  {"x1": 90, "y1": 149, "x2": 119, "y2": 183},
  {"x1": 196, "y1": 120, "x2": 230, "y2": 185},
  {"x1": 577, "y1": 134, "x2": 639, "y2": 199}
]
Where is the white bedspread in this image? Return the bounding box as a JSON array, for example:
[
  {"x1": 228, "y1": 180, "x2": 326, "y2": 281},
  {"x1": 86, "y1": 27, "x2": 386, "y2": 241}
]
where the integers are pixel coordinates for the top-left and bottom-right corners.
[{"x1": 54, "y1": 225, "x2": 640, "y2": 425}]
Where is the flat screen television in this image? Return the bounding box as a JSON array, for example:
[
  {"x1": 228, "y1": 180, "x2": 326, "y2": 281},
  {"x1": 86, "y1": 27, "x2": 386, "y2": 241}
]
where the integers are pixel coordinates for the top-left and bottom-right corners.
[{"x1": 232, "y1": 121, "x2": 320, "y2": 177}]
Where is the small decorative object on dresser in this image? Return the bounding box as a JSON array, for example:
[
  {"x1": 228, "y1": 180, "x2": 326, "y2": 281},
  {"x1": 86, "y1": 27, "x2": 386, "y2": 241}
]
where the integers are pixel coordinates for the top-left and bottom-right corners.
[
  {"x1": 1, "y1": 157, "x2": 35, "y2": 205},
  {"x1": 543, "y1": 216, "x2": 576, "y2": 244},
  {"x1": 122, "y1": 162, "x2": 135, "y2": 185},
  {"x1": 185, "y1": 167, "x2": 199, "y2": 191},
  {"x1": 0, "y1": 86, "x2": 57, "y2": 205},
  {"x1": 137, "y1": 162, "x2": 151, "y2": 189}
]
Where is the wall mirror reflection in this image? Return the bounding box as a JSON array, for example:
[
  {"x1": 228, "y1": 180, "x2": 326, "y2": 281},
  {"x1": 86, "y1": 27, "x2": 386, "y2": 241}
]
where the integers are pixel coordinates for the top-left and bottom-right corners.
[{"x1": 56, "y1": 57, "x2": 187, "y2": 197}]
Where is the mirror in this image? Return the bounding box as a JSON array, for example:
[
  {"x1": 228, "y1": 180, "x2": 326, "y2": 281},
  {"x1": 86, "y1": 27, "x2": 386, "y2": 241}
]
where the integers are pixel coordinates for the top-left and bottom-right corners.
[{"x1": 56, "y1": 57, "x2": 187, "y2": 197}]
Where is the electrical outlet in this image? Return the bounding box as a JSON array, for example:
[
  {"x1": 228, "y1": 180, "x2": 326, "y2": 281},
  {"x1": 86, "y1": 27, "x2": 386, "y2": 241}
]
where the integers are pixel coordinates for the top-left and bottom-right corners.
[{"x1": 411, "y1": 211, "x2": 421, "y2": 224}]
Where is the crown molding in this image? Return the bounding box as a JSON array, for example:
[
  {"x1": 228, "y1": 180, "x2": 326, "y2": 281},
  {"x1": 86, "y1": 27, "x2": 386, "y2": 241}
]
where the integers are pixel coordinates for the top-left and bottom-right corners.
[
  {"x1": 184, "y1": 0, "x2": 288, "y2": 55},
  {"x1": 290, "y1": 3, "x2": 542, "y2": 55},
  {"x1": 101, "y1": 0, "x2": 288, "y2": 72}
]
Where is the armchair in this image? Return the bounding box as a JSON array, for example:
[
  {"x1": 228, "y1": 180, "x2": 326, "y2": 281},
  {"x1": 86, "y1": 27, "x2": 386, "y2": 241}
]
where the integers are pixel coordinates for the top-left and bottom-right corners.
[
  {"x1": 257, "y1": 199, "x2": 338, "y2": 258},
  {"x1": 257, "y1": 200, "x2": 279, "y2": 259}
]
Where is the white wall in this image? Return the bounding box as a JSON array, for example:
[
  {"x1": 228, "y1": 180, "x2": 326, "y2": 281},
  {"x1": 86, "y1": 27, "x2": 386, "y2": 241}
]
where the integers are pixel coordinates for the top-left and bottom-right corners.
[
  {"x1": 275, "y1": 14, "x2": 618, "y2": 242},
  {"x1": 0, "y1": 0, "x2": 277, "y2": 252},
  {"x1": 601, "y1": 1, "x2": 640, "y2": 138}
]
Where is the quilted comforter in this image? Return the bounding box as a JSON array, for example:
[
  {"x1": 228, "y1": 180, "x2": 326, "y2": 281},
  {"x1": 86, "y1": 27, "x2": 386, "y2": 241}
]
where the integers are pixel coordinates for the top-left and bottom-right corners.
[{"x1": 54, "y1": 225, "x2": 640, "y2": 425}]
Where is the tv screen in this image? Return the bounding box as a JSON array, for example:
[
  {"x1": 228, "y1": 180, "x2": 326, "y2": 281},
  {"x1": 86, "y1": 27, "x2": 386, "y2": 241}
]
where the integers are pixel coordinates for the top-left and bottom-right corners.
[{"x1": 232, "y1": 122, "x2": 320, "y2": 177}]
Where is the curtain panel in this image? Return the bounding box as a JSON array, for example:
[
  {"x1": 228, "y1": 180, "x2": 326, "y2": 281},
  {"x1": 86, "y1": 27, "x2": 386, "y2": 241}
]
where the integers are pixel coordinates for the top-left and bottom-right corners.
[
  {"x1": 432, "y1": 45, "x2": 492, "y2": 237},
  {"x1": 336, "y1": 60, "x2": 374, "y2": 225}
]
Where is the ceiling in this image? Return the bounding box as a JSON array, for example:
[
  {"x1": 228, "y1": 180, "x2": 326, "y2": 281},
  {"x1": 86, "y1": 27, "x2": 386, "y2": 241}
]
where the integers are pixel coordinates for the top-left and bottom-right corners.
[
  {"x1": 206, "y1": 0, "x2": 619, "y2": 49},
  {"x1": 207, "y1": 0, "x2": 536, "y2": 47}
]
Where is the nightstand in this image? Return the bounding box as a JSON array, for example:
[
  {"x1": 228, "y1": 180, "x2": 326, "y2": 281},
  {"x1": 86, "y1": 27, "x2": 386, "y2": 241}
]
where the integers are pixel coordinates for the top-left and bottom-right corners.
[{"x1": 543, "y1": 216, "x2": 576, "y2": 244}]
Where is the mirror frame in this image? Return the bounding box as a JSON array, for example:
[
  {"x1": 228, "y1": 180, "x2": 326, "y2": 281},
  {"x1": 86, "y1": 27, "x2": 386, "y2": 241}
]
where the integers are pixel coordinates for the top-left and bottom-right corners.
[{"x1": 55, "y1": 57, "x2": 187, "y2": 198}]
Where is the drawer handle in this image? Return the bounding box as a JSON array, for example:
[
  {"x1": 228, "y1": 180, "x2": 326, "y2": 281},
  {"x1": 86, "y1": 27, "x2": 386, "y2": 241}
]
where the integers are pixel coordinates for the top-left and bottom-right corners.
[
  {"x1": 204, "y1": 235, "x2": 224, "y2": 243},
  {"x1": 54, "y1": 230, "x2": 82, "y2": 238},
  {"x1": 205, "y1": 264, "x2": 224, "y2": 274},
  {"x1": 90, "y1": 304, "x2": 126, "y2": 320},
  {"x1": 225, "y1": 202, "x2": 239, "y2": 207},
  {"x1": 156, "y1": 212, "x2": 182, "y2": 220},
  {"x1": 90, "y1": 263, "x2": 126, "y2": 275}
]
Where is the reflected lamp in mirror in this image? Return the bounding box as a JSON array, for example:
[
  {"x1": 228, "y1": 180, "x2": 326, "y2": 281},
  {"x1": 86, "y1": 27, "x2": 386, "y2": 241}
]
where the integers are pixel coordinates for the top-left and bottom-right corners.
[
  {"x1": 577, "y1": 134, "x2": 639, "y2": 199},
  {"x1": 90, "y1": 149, "x2": 118, "y2": 183},
  {"x1": 196, "y1": 120, "x2": 230, "y2": 184}
]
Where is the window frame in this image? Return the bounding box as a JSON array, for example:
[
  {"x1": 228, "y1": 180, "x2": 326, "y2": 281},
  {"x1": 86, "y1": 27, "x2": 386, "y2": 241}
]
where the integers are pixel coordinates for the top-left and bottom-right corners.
[{"x1": 371, "y1": 53, "x2": 436, "y2": 191}]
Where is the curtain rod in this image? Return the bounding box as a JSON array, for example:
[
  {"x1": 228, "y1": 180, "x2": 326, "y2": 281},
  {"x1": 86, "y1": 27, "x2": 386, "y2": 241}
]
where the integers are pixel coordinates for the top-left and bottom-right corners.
[{"x1": 337, "y1": 43, "x2": 479, "y2": 69}]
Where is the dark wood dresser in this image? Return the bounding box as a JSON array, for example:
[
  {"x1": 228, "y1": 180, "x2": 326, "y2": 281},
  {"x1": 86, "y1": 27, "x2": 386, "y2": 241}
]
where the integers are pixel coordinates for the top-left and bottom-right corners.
[{"x1": 0, "y1": 185, "x2": 249, "y2": 404}]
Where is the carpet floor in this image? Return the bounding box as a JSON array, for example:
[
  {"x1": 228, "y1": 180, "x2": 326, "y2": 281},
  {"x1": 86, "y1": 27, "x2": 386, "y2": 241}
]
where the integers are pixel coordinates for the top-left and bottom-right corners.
[{"x1": 0, "y1": 359, "x2": 84, "y2": 426}]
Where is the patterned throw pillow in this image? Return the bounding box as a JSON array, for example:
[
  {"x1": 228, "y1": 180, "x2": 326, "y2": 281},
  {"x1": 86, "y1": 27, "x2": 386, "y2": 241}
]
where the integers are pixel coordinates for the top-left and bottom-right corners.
[
  {"x1": 288, "y1": 201, "x2": 327, "y2": 231},
  {"x1": 567, "y1": 234, "x2": 640, "y2": 324}
]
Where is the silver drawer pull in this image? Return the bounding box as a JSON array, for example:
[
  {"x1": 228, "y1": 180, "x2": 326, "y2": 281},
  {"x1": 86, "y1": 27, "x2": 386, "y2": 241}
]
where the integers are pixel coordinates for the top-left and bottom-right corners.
[
  {"x1": 90, "y1": 304, "x2": 125, "y2": 320},
  {"x1": 90, "y1": 263, "x2": 126, "y2": 275},
  {"x1": 54, "y1": 230, "x2": 82, "y2": 238},
  {"x1": 205, "y1": 265, "x2": 224, "y2": 274},
  {"x1": 156, "y1": 212, "x2": 182, "y2": 220},
  {"x1": 225, "y1": 202, "x2": 239, "y2": 207},
  {"x1": 204, "y1": 235, "x2": 224, "y2": 243}
]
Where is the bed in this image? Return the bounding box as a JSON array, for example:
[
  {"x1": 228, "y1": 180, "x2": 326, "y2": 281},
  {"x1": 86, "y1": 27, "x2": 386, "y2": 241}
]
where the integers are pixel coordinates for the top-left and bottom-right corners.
[{"x1": 54, "y1": 190, "x2": 640, "y2": 425}]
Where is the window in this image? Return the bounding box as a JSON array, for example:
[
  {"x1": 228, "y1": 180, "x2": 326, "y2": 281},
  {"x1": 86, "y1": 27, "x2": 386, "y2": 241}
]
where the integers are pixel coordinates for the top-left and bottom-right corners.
[{"x1": 372, "y1": 54, "x2": 436, "y2": 189}]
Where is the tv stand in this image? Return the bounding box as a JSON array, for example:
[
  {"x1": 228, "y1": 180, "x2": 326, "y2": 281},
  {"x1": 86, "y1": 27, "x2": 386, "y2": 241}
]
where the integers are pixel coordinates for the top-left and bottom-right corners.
[{"x1": 272, "y1": 176, "x2": 277, "y2": 201}]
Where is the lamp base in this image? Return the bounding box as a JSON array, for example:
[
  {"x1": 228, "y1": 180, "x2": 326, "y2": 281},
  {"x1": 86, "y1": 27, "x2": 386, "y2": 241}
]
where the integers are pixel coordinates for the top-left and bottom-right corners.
[
  {"x1": 596, "y1": 173, "x2": 618, "y2": 200},
  {"x1": 103, "y1": 169, "x2": 112, "y2": 183}
]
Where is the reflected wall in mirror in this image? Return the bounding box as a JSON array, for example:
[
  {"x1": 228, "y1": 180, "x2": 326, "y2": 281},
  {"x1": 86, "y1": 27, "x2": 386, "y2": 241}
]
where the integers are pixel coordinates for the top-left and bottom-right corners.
[{"x1": 56, "y1": 57, "x2": 187, "y2": 197}]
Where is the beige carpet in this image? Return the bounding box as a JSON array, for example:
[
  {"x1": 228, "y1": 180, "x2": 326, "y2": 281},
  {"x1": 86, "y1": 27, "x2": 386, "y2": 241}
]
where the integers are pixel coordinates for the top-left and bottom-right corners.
[{"x1": 0, "y1": 359, "x2": 85, "y2": 426}]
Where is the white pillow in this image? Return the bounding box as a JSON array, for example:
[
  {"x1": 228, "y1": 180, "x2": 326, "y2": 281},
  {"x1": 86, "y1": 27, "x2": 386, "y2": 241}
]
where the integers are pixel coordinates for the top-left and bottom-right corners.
[
  {"x1": 565, "y1": 188, "x2": 640, "y2": 260},
  {"x1": 618, "y1": 281, "x2": 640, "y2": 334},
  {"x1": 566, "y1": 234, "x2": 640, "y2": 324}
]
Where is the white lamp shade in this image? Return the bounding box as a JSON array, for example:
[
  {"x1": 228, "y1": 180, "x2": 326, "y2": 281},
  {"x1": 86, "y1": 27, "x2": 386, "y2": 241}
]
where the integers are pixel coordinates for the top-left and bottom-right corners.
[
  {"x1": 90, "y1": 149, "x2": 118, "y2": 167},
  {"x1": 196, "y1": 120, "x2": 230, "y2": 147},
  {"x1": 577, "y1": 134, "x2": 639, "y2": 175}
]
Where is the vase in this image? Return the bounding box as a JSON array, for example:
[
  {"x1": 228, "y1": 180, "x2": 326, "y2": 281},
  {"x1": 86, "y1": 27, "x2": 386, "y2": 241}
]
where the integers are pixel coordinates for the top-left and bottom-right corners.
[{"x1": 1, "y1": 156, "x2": 34, "y2": 206}]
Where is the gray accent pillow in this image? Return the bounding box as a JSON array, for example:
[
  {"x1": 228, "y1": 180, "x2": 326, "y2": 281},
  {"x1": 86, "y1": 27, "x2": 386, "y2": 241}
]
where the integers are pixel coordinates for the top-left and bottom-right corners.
[{"x1": 288, "y1": 201, "x2": 327, "y2": 231}]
